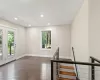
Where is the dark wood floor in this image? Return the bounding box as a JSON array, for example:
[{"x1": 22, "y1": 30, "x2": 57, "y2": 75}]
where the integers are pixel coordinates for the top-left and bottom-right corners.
[{"x1": 0, "y1": 56, "x2": 51, "y2": 80}]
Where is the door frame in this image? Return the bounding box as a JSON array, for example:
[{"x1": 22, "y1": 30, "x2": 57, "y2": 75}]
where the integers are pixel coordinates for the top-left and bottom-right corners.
[
  {"x1": 0, "y1": 26, "x2": 5, "y2": 60},
  {"x1": 0, "y1": 24, "x2": 17, "y2": 65}
]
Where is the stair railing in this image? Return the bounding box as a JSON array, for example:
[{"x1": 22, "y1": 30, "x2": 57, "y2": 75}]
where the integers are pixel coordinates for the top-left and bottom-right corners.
[
  {"x1": 90, "y1": 56, "x2": 100, "y2": 80},
  {"x1": 52, "y1": 47, "x2": 59, "y2": 79},
  {"x1": 51, "y1": 58, "x2": 100, "y2": 80},
  {"x1": 53, "y1": 47, "x2": 59, "y2": 60},
  {"x1": 51, "y1": 48, "x2": 100, "y2": 80},
  {"x1": 72, "y1": 47, "x2": 79, "y2": 80}
]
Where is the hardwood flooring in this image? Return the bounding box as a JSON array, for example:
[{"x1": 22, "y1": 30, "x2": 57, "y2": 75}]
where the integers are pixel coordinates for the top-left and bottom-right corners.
[{"x1": 0, "y1": 56, "x2": 51, "y2": 80}]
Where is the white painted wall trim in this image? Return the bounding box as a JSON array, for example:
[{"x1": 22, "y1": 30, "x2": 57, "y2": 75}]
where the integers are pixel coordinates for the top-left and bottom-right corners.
[
  {"x1": 24, "y1": 54, "x2": 53, "y2": 58},
  {"x1": 0, "y1": 54, "x2": 26, "y2": 66},
  {"x1": 16, "y1": 54, "x2": 26, "y2": 60},
  {"x1": 16, "y1": 53, "x2": 72, "y2": 59},
  {"x1": 0, "y1": 24, "x2": 17, "y2": 30},
  {"x1": 0, "y1": 58, "x2": 16, "y2": 66},
  {"x1": 24, "y1": 54, "x2": 72, "y2": 59},
  {"x1": 60, "y1": 56, "x2": 72, "y2": 60}
]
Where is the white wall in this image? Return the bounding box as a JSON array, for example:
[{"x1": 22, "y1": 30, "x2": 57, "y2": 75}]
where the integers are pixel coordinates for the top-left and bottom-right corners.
[
  {"x1": 89, "y1": 0, "x2": 100, "y2": 80},
  {"x1": 0, "y1": 19, "x2": 71, "y2": 62},
  {"x1": 0, "y1": 19, "x2": 26, "y2": 65},
  {"x1": 26, "y1": 25, "x2": 71, "y2": 58},
  {"x1": 89, "y1": 0, "x2": 100, "y2": 59},
  {"x1": 71, "y1": 0, "x2": 89, "y2": 80},
  {"x1": 71, "y1": 0, "x2": 89, "y2": 62}
]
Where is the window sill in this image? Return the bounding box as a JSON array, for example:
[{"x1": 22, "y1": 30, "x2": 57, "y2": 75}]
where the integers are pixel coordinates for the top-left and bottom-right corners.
[{"x1": 41, "y1": 48, "x2": 51, "y2": 50}]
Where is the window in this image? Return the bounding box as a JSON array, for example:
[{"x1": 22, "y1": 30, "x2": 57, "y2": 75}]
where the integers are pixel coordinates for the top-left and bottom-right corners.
[{"x1": 41, "y1": 31, "x2": 51, "y2": 49}]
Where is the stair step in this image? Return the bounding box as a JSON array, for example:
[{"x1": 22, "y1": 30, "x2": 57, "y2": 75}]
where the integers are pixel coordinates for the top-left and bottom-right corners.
[
  {"x1": 59, "y1": 77, "x2": 76, "y2": 80},
  {"x1": 60, "y1": 65, "x2": 74, "y2": 70},
  {"x1": 59, "y1": 71, "x2": 76, "y2": 76},
  {"x1": 59, "y1": 74, "x2": 76, "y2": 79}
]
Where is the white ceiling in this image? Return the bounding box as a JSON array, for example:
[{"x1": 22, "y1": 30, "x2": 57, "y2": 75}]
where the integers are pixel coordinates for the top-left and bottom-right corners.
[{"x1": 0, "y1": 0, "x2": 83, "y2": 27}]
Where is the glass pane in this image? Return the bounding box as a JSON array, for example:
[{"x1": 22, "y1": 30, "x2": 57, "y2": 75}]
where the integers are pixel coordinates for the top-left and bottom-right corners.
[
  {"x1": 0, "y1": 29, "x2": 3, "y2": 57},
  {"x1": 42, "y1": 31, "x2": 51, "y2": 49},
  {"x1": 8, "y1": 31, "x2": 15, "y2": 56}
]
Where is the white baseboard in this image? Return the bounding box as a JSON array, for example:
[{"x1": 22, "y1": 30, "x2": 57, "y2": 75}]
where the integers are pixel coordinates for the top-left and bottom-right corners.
[
  {"x1": 24, "y1": 54, "x2": 53, "y2": 58},
  {"x1": 60, "y1": 56, "x2": 72, "y2": 60},
  {"x1": 16, "y1": 54, "x2": 26, "y2": 60},
  {"x1": 0, "y1": 54, "x2": 26, "y2": 66},
  {"x1": 0, "y1": 61, "x2": 6, "y2": 66},
  {"x1": 0, "y1": 58, "x2": 16, "y2": 66},
  {"x1": 24, "y1": 54, "x2": 72, "y2": 59}
]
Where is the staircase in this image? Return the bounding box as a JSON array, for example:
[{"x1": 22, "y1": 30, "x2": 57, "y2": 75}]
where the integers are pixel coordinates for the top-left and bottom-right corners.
[
  {"x1": 51, "y1": 47, "x2": 100, "y2": 80},
  {"x1": 58, "y1": 63, "x2": 76, "y2": 80},
  {"x1": 52, "y1": 47, "x2": 78, "y2": 80}
]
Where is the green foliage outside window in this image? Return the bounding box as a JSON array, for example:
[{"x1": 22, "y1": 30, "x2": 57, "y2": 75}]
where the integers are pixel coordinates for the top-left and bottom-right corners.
[
  {"x1": 42, "y1": 31, "x2": 51, "y2": 49},
  {"x1": 8, "y1": 31, "x2": 14, "y2": 55}
]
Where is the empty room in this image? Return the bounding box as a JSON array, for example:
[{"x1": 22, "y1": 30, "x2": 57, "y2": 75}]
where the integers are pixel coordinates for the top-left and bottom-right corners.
[{"x1": 0, "y1": 0, "x2": 100, "y2": 80}]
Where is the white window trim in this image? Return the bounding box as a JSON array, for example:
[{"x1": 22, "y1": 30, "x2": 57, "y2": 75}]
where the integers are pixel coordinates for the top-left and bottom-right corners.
[{"x1": 40, "y1": 30, "x2": 52, "y2": 50}]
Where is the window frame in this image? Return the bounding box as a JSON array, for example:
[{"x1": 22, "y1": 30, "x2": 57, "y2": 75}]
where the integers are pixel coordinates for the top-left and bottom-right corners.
[{"x1": 40, "y1": 30, "x2": 52, "y2": 50}]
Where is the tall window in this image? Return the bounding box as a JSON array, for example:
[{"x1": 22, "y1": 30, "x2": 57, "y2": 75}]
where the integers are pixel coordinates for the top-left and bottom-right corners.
[{"x1": 41, "y1": 31, "x2": 51, "y2": 49}]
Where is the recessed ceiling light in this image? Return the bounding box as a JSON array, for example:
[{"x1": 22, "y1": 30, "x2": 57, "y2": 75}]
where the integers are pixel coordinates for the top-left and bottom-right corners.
[
  {"x1": 40, "y1": 14, "x2": 44, "y2": 17},
  {"x1": 14, "y1": 17, "x2": 18, "y2": 20},
  {"x1": 48, "y1": 23, "x2": 50, "y2": 25},
  {"x1": 28, "y1": 24, "x2": 31, "y2": 27}
]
